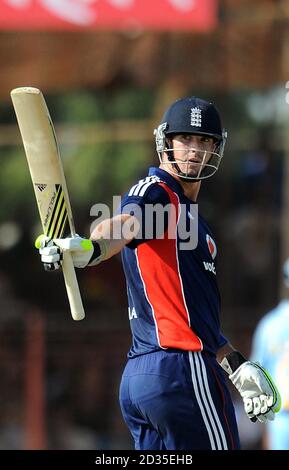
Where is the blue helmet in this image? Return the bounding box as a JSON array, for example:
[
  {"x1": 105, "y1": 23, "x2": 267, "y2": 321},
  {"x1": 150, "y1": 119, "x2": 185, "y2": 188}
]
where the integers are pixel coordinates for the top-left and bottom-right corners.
[{"x1": 154, "y1": 96, "x2": 227, "y2": 181}]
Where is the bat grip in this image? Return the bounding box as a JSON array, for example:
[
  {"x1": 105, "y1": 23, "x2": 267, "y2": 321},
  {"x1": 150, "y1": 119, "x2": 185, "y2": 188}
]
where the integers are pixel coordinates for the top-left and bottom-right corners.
[{"x1": 62, "y1": 251, "x2": 85, "y2": 321}]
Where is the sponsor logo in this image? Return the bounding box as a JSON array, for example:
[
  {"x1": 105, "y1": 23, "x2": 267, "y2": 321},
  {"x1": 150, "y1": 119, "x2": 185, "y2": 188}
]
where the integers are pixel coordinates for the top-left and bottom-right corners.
[
  {"x1": 206, "y1": 234, "x2": 217, "y2": 259},
  {"x1": 203, "y1": 261, "x2": 216, "y2": 275},
  {"x1": 35, "y1": 183, "x2": 47, "y2": 192}
]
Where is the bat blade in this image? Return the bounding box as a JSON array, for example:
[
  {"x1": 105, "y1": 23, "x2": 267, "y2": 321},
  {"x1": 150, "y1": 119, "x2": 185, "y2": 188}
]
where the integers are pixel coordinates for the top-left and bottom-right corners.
[{"x1": 11, "y1": 87, "x2": 85, "y2": 321}]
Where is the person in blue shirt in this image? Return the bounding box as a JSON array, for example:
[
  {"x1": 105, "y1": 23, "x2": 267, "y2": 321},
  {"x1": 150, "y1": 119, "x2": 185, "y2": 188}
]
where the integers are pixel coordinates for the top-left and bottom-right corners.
[
  {"x1": 250, "y1": 258, "x2": 289, "y2": 449},
  {"x1": 37, "y1": 96, "x2": 281, "y2": 450}
]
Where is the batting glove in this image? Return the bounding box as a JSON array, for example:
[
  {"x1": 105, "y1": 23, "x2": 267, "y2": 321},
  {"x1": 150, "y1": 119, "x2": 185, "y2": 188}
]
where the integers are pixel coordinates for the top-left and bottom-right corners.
[
  {"x1": 220, "y1": 351, "x2": 281, "y2": 423},
  {"x1": 35, "y1": 234, "x2": 107, "y2": 271}
]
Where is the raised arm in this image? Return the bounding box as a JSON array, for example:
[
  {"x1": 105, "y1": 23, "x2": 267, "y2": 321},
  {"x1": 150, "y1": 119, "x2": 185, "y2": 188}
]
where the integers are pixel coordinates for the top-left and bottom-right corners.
[{"x1": 36, "y1": 213, "x2": 140, "y2": 270}]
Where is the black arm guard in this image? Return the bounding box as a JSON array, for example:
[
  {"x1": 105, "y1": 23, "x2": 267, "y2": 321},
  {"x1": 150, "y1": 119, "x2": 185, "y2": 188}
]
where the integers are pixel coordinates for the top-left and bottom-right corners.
[{"x1": 220, "y1": 351, "x2": 247, "y2": 375}]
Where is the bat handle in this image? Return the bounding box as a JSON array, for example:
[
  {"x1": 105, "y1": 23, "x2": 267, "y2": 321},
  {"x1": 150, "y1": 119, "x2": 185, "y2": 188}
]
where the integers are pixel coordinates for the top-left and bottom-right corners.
[{"x1": 62, "y1": 251, "x2": 85, "y2": 321}]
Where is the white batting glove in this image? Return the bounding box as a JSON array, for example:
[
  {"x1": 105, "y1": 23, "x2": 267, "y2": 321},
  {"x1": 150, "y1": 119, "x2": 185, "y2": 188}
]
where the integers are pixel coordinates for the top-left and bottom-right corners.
[
  {"x1": 35, "y1": 234, "x2": 107, "y2": 271},
  {"x1": 220, "y1": 351, "x2": 281, "y2": 423},
  {"x1": 35, "y1": 236, "x2": 63, "y2": 271}
]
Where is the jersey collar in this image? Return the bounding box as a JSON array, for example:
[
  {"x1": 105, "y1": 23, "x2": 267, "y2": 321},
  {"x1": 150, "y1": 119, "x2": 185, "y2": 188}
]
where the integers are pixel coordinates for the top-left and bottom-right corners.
[{"x1": 148, "y1": 167, "x2": 184, "y2": 197}]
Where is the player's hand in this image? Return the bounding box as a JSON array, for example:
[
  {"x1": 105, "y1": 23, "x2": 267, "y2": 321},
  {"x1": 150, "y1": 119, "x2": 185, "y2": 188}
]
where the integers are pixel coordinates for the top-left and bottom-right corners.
[
  {"x1": 220, "y1": 350, "x2": 281, "y2": 423},
  {"x1": 35, "y1": 235, "x2": 62, "y2": 271},
  {"x1": 35, "y1": 234, "x2": 104, "y2": 270},
  {"x1": 229, "y1": 361, "x2": 281, "y2": 423}
]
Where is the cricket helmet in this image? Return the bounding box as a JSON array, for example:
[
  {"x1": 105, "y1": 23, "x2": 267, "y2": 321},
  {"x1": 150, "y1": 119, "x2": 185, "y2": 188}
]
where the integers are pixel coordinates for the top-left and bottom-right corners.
[{"x1": 154, "y1": 96, "x2": 227, "y2": 181}]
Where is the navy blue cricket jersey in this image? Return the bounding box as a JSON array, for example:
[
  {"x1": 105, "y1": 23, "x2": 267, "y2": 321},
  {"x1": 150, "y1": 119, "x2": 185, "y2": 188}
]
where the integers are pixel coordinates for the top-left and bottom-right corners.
[{"x1": 121, "y1": 167, "x2": 227, "y2": 358}]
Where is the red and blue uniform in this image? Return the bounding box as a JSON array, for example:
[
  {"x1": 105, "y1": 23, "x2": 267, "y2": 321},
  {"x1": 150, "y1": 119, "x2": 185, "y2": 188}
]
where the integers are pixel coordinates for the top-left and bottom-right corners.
[{"x1": 119, "y1": 167, "x2": 240, "y2": 450}]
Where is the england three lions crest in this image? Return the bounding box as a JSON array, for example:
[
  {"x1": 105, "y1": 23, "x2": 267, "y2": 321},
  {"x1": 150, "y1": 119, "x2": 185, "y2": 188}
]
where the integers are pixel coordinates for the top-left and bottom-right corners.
[{"x1": 190, "y1": 107, "x2": 202, "y2": 127}]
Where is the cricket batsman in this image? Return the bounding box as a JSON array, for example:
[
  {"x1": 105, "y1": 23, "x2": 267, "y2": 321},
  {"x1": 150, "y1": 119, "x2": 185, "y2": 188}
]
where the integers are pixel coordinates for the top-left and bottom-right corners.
[{"x1": 37, "y1": 96, "x2": 281, "y2": 450}]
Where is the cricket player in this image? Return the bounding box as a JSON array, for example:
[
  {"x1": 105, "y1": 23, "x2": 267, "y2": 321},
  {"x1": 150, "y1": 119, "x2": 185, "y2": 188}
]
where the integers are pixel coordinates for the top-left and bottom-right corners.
[
  {"x1": 38, "y1": 97, "x2": 281, "y2": 450},
  {"x1": 250, "y1": 258, "x2": 289, "y2": 450}
]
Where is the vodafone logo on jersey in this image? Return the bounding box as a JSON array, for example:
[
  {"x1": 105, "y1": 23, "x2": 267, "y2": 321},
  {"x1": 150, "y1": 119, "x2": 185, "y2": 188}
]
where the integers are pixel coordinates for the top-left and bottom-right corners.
[{"x1": 206, "y1": 234, "x2": 217, "y2": 260}]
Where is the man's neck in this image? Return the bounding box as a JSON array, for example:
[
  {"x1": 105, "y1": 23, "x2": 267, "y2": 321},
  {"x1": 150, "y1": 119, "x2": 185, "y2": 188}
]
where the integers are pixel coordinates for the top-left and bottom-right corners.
[
  {"x1": 180, "y1": 179, "x2": 201, "y2": 201},
  {"x1": 160, "y1": 165, "x2": 201, "y2": 201}
]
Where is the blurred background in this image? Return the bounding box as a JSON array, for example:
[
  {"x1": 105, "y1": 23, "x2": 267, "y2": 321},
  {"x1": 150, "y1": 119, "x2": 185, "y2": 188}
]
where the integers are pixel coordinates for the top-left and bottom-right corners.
[{"x1": 0, "y1": 0, "x2": 289, "y2": 450}]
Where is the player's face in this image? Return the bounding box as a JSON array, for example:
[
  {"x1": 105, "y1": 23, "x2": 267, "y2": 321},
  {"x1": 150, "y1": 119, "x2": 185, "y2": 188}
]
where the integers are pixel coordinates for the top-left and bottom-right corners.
[{"x1": 170, "y1": 134, "x2": 215, "y2": 177}]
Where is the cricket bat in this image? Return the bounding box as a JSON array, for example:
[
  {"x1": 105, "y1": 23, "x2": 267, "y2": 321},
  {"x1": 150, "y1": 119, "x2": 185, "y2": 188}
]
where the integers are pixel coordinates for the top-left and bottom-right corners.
[{"x1": 11, "y1": 87, "x2": 85, "y2": 321}]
